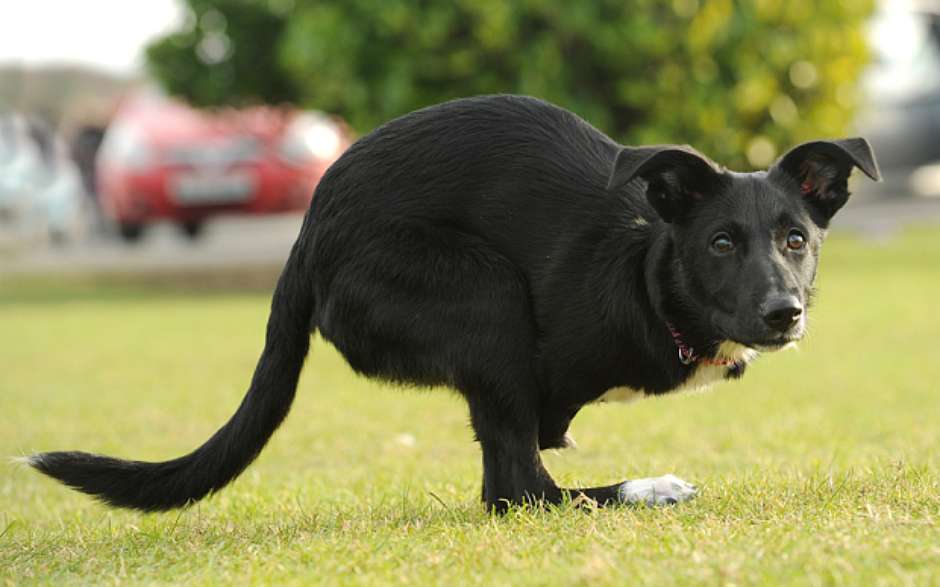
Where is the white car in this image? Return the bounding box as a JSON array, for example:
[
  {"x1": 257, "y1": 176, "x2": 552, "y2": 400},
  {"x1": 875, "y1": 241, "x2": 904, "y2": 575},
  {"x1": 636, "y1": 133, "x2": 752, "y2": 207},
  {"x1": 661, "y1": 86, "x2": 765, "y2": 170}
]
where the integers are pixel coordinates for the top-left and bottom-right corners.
[
  {"x1": 855, "y1": 2, "x2": 940, "y2": 199},
  {"x1": 0, "y1": 114, "x2": 87, "y2": 247}
]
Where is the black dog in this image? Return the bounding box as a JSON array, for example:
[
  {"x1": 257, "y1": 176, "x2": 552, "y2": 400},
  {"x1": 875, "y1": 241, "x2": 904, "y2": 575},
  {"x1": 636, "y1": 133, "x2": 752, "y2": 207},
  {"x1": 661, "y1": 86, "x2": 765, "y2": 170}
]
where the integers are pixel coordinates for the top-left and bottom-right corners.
[{"x1": 28, "y1": 95, "x2": 880, "y2": 512}]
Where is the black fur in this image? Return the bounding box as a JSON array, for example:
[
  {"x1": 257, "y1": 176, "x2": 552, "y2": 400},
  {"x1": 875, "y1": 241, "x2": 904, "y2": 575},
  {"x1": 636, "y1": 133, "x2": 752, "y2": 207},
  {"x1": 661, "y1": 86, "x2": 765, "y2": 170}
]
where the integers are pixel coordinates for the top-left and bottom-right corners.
[{"x1": 28, "y1": 95, "x2": 880, "y2": 512}]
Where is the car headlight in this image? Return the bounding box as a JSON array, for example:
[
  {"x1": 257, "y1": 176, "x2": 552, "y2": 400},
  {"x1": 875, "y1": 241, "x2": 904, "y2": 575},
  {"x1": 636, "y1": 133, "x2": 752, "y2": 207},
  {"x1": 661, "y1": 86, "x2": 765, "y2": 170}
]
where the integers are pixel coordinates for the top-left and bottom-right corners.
[
  {"x1": 97, "y1": 123, "x2": 153, "y2": 171},
  {"x1": 279, "y1": 113, "x2": 342, "y2": 166}
]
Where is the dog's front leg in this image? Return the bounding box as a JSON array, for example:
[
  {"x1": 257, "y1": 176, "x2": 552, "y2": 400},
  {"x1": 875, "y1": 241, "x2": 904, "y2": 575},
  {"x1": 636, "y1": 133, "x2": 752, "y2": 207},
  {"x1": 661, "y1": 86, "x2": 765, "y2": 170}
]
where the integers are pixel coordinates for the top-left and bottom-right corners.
[
  {"x1": 466, "y1": 385, "x2": 698, "y2": 511},
  {"x1": 561, "y1": 475, "x2": 698, "y2": 507},
  {"x1": 537, "y1": 392, "x2": 698, "y2": 506}
]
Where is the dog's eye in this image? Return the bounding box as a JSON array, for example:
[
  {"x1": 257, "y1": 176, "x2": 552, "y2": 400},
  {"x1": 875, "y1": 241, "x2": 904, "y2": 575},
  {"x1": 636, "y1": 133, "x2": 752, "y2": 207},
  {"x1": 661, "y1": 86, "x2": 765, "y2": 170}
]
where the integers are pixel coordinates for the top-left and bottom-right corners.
[
  {"x1": 711, "y1": 232, "x2": 735, "y2": 254},
  {"x1": 786, "y1": 229, "x2": 806, "y2": 251}
]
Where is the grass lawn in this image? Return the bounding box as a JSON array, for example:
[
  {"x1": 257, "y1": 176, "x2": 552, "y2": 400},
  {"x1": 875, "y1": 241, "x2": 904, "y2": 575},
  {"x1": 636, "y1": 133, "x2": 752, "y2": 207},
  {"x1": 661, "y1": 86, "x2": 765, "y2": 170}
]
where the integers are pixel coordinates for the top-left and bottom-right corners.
[{"x1": 2, "y1": 229, "x2": 939, "y2": 586}]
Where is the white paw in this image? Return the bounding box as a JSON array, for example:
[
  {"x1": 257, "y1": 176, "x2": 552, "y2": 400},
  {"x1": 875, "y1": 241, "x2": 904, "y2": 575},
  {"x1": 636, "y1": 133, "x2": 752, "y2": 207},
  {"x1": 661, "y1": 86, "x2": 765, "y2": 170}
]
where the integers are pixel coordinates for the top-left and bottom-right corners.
[{"x1": 618, "y1": 474, "x2": 698, "y2": 506}]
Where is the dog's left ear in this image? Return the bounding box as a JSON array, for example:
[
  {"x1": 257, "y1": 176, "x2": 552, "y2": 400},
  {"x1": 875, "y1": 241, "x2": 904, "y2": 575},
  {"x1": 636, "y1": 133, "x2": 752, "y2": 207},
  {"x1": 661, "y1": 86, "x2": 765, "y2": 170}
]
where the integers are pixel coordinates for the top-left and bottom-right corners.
[
  {"x1": 607, "y1": 145, "x2": 723, "y2": 223},
  {"x1": 773, "y1": 138, "x2": 881, "y2": 226}
]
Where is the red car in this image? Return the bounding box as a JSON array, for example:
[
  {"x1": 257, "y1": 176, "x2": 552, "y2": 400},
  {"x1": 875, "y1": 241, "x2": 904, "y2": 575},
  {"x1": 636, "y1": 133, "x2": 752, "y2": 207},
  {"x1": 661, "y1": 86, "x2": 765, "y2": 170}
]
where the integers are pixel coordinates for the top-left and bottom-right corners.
[{"x1": 96, "y1": 93, "x2": 351, "y2": 241}]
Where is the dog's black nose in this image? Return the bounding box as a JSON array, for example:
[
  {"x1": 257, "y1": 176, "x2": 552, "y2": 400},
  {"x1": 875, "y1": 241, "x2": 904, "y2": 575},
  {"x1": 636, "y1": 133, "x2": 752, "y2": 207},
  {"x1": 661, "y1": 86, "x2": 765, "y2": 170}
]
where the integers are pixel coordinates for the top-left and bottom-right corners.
[{"x1": 761, "y1": 296, "x2": 803, "y2": 332}]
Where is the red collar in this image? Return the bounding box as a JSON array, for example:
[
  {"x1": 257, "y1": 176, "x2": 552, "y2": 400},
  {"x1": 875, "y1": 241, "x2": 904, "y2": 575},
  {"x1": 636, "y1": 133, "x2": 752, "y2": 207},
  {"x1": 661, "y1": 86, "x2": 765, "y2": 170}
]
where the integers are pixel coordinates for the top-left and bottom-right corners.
[{"x1": 666, "y1": 322, "x2": 737, "y2": 367}]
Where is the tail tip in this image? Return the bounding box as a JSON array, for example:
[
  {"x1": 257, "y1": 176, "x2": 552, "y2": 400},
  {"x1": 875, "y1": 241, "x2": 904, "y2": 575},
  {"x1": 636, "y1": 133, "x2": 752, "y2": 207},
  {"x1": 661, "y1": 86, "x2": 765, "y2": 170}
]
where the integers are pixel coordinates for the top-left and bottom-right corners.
[{"x1": 11, "y1": 454, "x2": 44, "y2": 468}]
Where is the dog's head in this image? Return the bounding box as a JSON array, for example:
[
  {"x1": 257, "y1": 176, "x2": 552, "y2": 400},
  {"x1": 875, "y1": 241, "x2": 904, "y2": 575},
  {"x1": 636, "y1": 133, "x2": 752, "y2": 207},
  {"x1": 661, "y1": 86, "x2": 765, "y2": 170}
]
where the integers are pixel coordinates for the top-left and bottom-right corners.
[{"x1": 608, "y1": 138, "x2": 880, "y2": 350}]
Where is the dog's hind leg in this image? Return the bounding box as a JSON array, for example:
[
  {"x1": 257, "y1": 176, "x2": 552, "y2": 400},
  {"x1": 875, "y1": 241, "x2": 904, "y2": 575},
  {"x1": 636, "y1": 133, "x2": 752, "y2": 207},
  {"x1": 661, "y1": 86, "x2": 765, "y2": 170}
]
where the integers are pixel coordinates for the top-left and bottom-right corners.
[
  {"x1": 464, "y1": 377, "x2": 561, "y2": 513},
  {"x1": 315, "y1": 222, "x2": 567, "y2": 511}
]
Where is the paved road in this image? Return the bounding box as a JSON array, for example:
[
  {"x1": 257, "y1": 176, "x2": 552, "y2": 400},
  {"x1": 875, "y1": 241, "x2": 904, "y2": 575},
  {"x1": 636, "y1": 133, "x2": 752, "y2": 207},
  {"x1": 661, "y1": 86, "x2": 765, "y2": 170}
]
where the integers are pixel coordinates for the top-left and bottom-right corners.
[
  {"x1": 832, "y1": 196, "x2": 940, "y2": 234},
  {"x1": 2, "y1": 197, "x2": 939, "y2": 278},
  {"x1": 1, "y1": 213, "x2": 304, "y2": 277}
]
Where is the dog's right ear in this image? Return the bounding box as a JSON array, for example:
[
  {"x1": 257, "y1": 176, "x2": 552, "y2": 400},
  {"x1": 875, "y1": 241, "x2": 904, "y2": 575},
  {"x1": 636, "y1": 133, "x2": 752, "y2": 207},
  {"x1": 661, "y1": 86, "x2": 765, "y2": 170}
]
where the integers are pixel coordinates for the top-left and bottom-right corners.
[{"x1": 607, "y1": 145, "x2": 722, "y2": 223}]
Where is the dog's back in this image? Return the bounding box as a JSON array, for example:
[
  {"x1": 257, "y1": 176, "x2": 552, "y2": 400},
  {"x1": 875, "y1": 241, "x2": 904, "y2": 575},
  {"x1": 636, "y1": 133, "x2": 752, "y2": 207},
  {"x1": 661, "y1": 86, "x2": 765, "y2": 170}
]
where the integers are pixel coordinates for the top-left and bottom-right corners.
[
  {"x1": 308, "y1": 95, "x2": 640, "y2": 293},
  {"x1": 317, "y1": 98, "x2": 618, "y2": 219}
]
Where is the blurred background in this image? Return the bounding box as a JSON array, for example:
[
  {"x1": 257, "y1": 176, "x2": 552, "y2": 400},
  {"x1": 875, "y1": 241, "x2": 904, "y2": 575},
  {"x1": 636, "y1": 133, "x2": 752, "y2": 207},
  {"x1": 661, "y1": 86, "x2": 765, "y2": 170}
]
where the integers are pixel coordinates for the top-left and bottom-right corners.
[{"x1": 0, "y1": 0, "x2": 938, "y2": 282}]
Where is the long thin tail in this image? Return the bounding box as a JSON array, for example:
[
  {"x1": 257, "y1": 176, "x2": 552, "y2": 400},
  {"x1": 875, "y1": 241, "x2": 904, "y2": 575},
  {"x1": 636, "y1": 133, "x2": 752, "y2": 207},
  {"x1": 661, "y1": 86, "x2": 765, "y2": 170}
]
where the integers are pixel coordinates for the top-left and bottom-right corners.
[{"x1": 28, "y1": 237, "x2": 316, "y2": 512}]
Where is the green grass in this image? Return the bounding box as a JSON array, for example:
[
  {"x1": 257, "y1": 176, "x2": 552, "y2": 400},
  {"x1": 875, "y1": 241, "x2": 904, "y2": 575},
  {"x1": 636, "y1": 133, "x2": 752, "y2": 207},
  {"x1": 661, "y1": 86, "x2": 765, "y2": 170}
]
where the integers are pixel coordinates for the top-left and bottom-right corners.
[{"x1": 2, "y1": 229, "x2": 940, "y2": 586}]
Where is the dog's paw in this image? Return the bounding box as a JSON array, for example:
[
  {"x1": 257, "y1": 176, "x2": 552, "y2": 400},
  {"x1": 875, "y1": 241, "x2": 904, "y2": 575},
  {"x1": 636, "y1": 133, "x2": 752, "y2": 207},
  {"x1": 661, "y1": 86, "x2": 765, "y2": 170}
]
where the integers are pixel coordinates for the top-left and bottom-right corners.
[{"x1": 618, "y1": 474, "x2": 697, "y2": 506}]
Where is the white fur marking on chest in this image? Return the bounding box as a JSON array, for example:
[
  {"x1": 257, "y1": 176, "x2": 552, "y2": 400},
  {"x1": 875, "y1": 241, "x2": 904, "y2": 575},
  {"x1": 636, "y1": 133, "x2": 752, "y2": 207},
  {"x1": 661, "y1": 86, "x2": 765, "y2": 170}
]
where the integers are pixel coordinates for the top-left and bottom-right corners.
[
  {"x1": 596, "y1": 342, "x2": 758, "y2": 403},
  {"x1": 676, "y1": 342, "x2": 758, "y2": 393}
]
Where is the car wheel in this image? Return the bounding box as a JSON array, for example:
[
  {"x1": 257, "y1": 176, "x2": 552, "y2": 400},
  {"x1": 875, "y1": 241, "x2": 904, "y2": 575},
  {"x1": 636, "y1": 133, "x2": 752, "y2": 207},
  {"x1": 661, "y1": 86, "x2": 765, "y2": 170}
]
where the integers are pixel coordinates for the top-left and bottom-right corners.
[
  {"x1": 118, "y1": 222, "x2": 144, "y2": 242},
  {"x1": 179, "y1": 220, "x2": 205, "y2": 240}
]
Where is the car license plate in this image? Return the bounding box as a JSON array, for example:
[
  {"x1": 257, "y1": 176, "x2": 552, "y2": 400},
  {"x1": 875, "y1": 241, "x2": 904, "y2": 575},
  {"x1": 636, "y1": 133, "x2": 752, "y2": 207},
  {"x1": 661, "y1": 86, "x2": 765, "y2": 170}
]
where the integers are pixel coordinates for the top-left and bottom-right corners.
[{"x1": 170, "y1": 170, "x2": 256, "y2": 204}]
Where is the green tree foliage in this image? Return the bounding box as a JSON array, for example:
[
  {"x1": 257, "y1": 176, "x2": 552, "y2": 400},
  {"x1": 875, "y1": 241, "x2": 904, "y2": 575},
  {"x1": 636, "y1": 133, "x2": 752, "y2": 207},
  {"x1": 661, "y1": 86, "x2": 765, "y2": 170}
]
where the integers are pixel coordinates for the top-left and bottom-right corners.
[
  {"x1": 145, "y1": 0, "x2": 299, "y2": 107},
  {"x1": 147, "y1": 0, "x2": 875, "y2": 169}
]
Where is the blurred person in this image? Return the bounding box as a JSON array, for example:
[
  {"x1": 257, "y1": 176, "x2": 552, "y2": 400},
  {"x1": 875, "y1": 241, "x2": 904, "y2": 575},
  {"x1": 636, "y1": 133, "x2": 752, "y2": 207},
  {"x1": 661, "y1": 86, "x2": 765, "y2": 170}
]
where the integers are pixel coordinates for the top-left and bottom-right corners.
[{"x1": 70, "y1": 123, "x2": 107, "y2": 233}]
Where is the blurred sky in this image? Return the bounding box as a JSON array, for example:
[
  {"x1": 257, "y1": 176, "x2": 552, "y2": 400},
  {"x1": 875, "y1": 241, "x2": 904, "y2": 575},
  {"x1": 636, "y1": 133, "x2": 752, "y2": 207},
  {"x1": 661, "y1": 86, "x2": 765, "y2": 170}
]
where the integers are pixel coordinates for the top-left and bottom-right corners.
[{"x1": 0, "y1": 0, "x2": 183, "y2": 74}]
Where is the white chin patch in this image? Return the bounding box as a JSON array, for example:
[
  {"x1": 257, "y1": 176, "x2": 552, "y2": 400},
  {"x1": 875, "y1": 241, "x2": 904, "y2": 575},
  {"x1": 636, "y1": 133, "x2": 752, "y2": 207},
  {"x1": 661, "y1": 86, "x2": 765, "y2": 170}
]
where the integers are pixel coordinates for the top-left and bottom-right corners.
[
  {"x1": 718, "y1": 341, "x2": 760, "y2": 362},
  {"x1": 618, "y1": 474, "x2": 698, "y2": 506}
]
